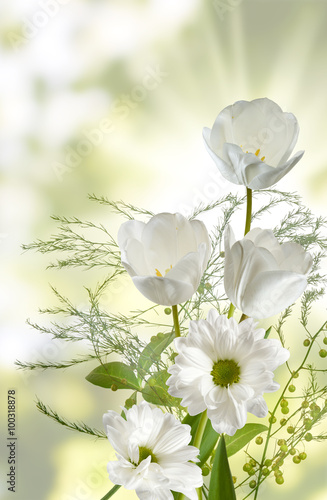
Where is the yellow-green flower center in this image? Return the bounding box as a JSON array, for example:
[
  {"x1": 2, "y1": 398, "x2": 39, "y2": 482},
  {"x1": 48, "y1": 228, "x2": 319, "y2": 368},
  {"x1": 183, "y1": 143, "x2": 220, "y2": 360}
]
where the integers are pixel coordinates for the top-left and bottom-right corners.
[
  {"x1": 211, "y1": 359, "x2": 240, "y2": 387},
  {"x1": 137, "y1": 446, "x2": 158, "y2": 465}
]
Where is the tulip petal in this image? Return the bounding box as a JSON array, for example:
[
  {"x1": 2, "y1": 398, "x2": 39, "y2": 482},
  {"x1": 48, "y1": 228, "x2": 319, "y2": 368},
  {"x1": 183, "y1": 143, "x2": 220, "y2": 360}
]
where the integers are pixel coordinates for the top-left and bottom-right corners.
[
  {"x1": 223, "y1": 143, "x2": 265, "y2": 186},
  {"x1": 167, "y1": 251, "x2": 204, "y2": 289},
  {"x1": 229, "y1": 239, "x2": 278, "y2": 309},
  {"x1": 190, "y1": 219, "x2": 211, "y2": 264},
  {"x1": 279, "y1": 241, "x2": 313, "y2": 273},
  {"x1": 244, "y1": 228, "x2": 283, "y2": 260},
  {"x1": 142, "y1": 213, "x2": 198, "y2": 273},
  {"x1": 227, "y1": 99, "x2": 299, "y2": 167},
  {"x1": 247, "y1": 150, "x2": 304, "y2": 189},
  {"x1": 223, "y1": 225, "x2": 238, "y2": 306},
  {"x1": 117, "y1": 220, "x2": 146, "y2": 248},
  {"x1": 242, "y1": 270, "x2": 308, "y2": 318},
  {"x1": 269, "y1": 112, "x2": 300, "y2": 166},
  {"x1": 203, "y1": 98, "x2": 303, "y2": 189},
  {"x1": 203, "y1": 128, "x2": 241, "y2": 185},
  {"x1": 132, "y1": 275, "x2": 194, "y2": 306},
  {"x1": 122, "y1": 238, "x2": 149, "y2": 276}
]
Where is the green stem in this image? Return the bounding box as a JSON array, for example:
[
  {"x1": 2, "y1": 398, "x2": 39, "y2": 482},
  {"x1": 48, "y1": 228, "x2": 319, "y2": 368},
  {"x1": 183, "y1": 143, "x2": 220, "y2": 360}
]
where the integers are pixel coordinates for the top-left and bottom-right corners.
[
  {"x1": 227, "y1": 303, "x2": 235, "y2": 318},
  {"x1": 177, "y1": 411, "x2": 208, "y2": 500},
  {"x1": 100, "y1": 484, "x2": 121, "y2": 500},
  {"x1": 193, "y1": 410, "x2": 208, "y2": 450},
  {"x1": 193, "y1": 412, "x2": 208, "y2": 500},
  {"x1": 244, "y1": 187, "x2": 252, "y2": 235},
  {"x1": 172, "y1": 305, "x2": 181, "y2": 337}
]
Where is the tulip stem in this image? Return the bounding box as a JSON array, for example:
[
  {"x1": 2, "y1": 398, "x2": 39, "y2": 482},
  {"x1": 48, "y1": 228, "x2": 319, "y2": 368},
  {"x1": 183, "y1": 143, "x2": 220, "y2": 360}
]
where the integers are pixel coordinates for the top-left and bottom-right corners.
[
  {"x1": 244, "y1": 187, "x2": 252, "y2": 235},
  {"x1": 172, "y1": 305, "x2": 181, "y2": 337}
]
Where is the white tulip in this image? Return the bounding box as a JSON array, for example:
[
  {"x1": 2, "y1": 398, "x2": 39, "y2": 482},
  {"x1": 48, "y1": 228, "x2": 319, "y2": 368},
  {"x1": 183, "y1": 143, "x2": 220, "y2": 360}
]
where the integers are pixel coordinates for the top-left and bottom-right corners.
[
  {"x1": 118, "y1": 213, "x2": 211, "y2": 306},
  {"x1": 224, "y1": 226, "x2": 312, "y2": 319},
  {"x1": 203, "y1": 98, "x2": 304, "y2": 189}
]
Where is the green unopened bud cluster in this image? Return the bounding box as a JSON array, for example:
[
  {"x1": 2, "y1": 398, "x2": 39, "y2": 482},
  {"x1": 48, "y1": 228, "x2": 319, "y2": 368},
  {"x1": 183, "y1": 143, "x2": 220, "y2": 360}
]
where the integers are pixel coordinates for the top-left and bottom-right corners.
[
  {"x1": 243, "y1": 458, "x2": 257, "y2": 477},
  {"x1": 280, "y1": 398, "x2": 290, "y2": 414},
  {"x1": 293, "y1": 451, "x2": 307, "y2": 464}
]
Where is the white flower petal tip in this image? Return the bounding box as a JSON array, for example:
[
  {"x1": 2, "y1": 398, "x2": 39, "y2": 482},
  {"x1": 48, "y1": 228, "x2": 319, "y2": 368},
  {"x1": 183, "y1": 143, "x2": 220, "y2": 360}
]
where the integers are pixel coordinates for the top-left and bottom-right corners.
[
  {"x1": 117, "y1": 212, "x2": 211, "y2": 306},
  {"x1": 103, "y1": 402, "x2": 203, "y2": 499},
  {"x1": 203, "y1": 98, "x2": 304, "y2": 189},
  {"x1": 224, "y1": 225, "x2": 312, "y2": 319},
  {"x1": 167, "y1": 312, "x2": 289, "y2": 436}
]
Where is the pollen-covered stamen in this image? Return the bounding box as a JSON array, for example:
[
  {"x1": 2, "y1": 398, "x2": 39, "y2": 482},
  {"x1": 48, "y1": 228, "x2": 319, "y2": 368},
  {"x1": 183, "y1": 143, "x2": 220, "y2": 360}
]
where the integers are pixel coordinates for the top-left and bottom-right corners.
[
  {"x1": 211, "y1": 359, "x2": 241, "y2": 388},
  {"x1": 155, "y1": 265, "x2": 172, "y2": 277},
  {"x1": 255, "y1": 148, "x2": 265, "y2": 162}
]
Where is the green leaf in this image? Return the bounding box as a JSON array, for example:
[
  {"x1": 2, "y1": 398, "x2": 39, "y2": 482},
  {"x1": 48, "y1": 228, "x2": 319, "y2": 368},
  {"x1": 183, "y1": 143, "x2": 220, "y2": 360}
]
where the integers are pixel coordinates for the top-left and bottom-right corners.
[
  {"x1": 142, "y1": 370, "x2": 180, "y2": 407},
  {"x1": 209, "y1": 435, "x2": 236, "y2": 500},
  {"x1": 264, "y1": 326, "x2": 272, "y2": 339},
  {"x1": 225, "y1": 423, "x2": 268, "y2": 457},
  {"x1": 182, "y1": 413, "x2": 202, "y2": 445},
  {"x1": 138, "y1": 332, "x2": 175, "y2": 373},
  {"x1": 199, "y1": 419, "x2": 219, "y2": 466},
  {"x1": 86, "y1": 362, "x2": 140, "y2": 390}
]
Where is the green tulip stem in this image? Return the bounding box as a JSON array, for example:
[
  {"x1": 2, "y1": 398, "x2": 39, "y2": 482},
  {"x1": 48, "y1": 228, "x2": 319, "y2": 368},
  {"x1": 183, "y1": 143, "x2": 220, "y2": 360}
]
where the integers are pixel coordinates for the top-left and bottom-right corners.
[
  {"x1": 244, "y1": 187, "x2": 252, "y2": 235},
  {"x1": 227, "y1": 303, "x2": 235, "y2": 318},
  {"x1": 99, "y1": 484, "x2": 121, "y2": 500},
  {"x1": 172, "y1": 305, "x2": 181, "y2": 337}
]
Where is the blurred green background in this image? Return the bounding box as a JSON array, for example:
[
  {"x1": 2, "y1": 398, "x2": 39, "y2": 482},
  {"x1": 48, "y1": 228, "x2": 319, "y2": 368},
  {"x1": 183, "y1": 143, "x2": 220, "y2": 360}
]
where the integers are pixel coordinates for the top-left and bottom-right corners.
[{"x1": 1, "y1": 0, "x2": 327, "y2": 499}]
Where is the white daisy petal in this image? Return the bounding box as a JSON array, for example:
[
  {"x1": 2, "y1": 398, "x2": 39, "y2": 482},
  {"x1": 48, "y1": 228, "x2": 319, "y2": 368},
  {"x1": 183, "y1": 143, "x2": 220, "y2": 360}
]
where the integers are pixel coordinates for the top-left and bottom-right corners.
[
  {"x1": 167, "y1": 311, "x2": 289, "y2": 436},
  {"x1": 103, "y1": 402, "x2": 202, "y2": 499}
]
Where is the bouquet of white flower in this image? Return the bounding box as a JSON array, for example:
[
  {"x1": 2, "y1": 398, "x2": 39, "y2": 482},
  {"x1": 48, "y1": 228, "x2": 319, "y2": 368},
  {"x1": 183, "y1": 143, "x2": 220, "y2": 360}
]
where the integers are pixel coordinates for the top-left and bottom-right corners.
[{"x1": 20, "y1": 98, "x2": 327, "y2": 500}]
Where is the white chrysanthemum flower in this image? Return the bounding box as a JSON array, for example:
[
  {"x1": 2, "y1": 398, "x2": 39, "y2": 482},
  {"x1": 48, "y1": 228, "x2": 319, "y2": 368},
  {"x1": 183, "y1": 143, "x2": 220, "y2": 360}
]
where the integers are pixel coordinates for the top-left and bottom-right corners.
[
  {"x1": 103, "y1": 402, "x2": 203, "y2": 500},
  {"x1": 167, "y1": 310, "x2": 290, "y2": 436}
]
